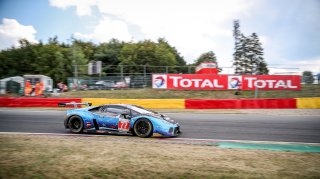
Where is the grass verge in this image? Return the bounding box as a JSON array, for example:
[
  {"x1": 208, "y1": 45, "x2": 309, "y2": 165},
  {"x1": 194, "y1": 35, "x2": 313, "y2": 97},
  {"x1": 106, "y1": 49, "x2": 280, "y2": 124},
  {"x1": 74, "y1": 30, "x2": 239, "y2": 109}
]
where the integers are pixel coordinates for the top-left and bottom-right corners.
[
  {"x1": 1, "y1": 134, "x2": 320, "y2": 178},
  {"x1": 60, "y1": 85, "x2": 320, "y2": 99}
]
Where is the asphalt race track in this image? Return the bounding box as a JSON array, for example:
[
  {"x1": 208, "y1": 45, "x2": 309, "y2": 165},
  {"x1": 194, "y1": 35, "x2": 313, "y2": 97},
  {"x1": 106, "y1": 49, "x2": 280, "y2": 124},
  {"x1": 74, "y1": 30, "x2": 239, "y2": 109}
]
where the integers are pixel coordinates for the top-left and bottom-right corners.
[{"x1": 0, "y1": 108, "x2": 320, "y2": 143}]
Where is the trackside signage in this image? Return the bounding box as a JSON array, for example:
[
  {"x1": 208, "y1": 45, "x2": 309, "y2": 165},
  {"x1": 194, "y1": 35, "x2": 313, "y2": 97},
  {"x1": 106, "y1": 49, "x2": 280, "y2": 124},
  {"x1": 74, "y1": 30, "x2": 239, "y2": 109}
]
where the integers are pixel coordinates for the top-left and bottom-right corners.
[{"x1": 152, "y1": 74, "x2": 301, "y2": 90}]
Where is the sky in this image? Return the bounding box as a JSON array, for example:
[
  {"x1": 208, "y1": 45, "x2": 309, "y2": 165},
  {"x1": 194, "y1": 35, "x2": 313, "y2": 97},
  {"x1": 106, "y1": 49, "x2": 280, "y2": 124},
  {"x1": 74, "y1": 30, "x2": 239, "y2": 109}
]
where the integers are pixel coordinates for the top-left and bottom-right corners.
[{"x1": 0, "y1": 0, "x2": 319, "y2": 74}]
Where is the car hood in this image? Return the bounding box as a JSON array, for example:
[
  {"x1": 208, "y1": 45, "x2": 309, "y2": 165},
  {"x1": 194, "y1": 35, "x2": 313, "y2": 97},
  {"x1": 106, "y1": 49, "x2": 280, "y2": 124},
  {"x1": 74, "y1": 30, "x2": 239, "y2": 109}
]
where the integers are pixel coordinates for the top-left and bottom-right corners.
[{"x1": 144, "y1": 113, "x2": 176, "y2": 124}]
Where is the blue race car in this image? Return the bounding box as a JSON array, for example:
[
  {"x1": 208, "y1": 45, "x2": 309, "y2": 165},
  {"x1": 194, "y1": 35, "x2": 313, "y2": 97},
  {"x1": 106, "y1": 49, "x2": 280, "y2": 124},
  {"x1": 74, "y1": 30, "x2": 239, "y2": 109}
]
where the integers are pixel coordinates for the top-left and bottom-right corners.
[{"x1": 60, "y1": 102, "x2": 181, "y2": 138}]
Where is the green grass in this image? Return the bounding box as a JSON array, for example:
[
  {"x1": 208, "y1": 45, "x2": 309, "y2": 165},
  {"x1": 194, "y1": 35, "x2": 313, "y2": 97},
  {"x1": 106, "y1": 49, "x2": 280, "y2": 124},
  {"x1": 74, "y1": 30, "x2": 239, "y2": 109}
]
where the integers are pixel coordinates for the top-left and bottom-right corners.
[{"x1": 60, "y1": 84, "x2": 320, "y2": 99}]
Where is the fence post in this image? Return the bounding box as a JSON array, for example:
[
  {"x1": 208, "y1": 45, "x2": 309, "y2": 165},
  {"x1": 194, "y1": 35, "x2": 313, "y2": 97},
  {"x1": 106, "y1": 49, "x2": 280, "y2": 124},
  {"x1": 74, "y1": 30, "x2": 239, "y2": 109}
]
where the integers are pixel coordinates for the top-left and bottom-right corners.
[
  {"x1": 120, "y1": 65, "x2": 123, "y2": 80},
  {"x1": 254, "y1": 86, "x2": 259, "y2": 98},
  {"x1": 73, "y1": 64, "x2": 79, "y2": 90},
  {"x1": 254, "y1": 75, "x2": 259, "y2": 98},
  {"x1": 144, "y1": 65, "x2": 147, "y2": 87}
]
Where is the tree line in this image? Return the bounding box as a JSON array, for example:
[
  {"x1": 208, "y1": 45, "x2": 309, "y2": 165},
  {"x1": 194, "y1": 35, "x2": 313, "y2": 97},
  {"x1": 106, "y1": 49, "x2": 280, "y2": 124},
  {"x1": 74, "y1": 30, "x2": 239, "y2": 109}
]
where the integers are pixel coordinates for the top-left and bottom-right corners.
[
  {"x1": 0, "y1": 20, "x2": 269, "y2": 83},
  {"x1": 0, "y1": 37, "x2": 189, "y2": 83}
]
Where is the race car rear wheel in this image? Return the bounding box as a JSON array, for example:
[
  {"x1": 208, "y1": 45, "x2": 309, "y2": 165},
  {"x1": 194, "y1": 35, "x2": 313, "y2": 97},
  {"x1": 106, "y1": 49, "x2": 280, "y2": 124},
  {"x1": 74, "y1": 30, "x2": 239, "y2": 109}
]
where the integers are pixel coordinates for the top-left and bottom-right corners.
[
  {"x1": 133, "y1": 118, "x2": 153, "y2": 138},
  {"x1": 68, "y1": 116, "x2": 84, "y2": 133}
]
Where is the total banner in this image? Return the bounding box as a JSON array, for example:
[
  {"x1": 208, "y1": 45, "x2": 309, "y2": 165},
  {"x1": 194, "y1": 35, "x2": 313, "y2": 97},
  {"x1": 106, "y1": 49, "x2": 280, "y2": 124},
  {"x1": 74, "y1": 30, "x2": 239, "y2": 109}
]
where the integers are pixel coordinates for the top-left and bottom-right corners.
[{"x1": 152, "y1": 74, "x2": 301, "y2": 90}]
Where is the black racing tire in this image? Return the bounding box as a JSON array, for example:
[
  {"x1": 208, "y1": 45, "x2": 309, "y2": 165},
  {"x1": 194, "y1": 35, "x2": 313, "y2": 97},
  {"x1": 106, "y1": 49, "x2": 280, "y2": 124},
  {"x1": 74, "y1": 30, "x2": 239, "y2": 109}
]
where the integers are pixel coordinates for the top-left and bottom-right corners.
[
  {"x1": 133, "y1": 118, "x2": 153, "y2": 138},
  {"x1": 68, "y1": 116, "x2": 84, "y2": 133},
  {"x1": 130, "y1": 128, "x2": 137, "y2": 136}
]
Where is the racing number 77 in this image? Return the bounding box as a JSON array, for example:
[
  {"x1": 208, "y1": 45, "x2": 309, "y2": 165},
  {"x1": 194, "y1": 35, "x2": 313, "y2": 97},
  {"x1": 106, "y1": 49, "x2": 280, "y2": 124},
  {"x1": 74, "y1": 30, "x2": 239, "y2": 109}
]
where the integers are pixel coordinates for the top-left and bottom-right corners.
[{"x1": 118, "y1": 120, "x2": 130, "y2": 131}]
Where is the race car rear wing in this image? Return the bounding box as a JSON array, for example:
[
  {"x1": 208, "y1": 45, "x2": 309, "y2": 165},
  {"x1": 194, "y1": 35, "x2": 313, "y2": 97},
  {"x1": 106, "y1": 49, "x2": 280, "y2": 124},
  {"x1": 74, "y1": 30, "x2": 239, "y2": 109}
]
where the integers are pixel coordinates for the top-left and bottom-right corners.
[{"x1": 58, "y1": 102, "x2": 92, "y2": 108}]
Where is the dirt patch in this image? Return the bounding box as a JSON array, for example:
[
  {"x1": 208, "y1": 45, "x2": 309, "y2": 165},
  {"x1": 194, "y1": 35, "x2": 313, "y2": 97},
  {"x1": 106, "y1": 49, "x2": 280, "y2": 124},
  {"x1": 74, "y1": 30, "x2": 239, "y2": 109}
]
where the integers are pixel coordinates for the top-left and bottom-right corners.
[{"x1": 1, "y1": 134, "x2": 320, "y2": 178}]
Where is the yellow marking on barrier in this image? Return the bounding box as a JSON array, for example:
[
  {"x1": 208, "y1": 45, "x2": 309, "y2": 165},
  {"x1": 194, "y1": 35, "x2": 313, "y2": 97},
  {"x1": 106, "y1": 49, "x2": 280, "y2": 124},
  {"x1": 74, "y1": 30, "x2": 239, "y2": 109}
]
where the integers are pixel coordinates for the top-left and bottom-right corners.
[
  {"x1": 82, "y1": 98, "x2": 185, "y2": 109},
  {"x1": 296, "y1": 98, "x2": 320, "y2": 109}
]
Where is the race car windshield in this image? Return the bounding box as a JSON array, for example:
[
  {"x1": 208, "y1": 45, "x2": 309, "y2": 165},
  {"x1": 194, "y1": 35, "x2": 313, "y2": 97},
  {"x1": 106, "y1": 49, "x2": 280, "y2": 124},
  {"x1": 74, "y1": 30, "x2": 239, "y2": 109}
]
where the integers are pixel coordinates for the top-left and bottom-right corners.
[{"x1": 129, "y1": 105, "x2": 154, "y2": 114}]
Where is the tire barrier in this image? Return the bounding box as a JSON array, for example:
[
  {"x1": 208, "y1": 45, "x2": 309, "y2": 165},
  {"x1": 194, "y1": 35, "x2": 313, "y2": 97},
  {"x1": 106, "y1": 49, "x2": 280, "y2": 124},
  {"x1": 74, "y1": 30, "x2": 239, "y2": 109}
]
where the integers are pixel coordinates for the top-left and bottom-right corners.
[
  {"x1": 0, "y1": 97, "x2": 81, "y2": 107},
  {"x1": 82, "y1": 98, "x2": 185, "y2": 109},
  {"x1": 296, "y1": 97, "x2": 320, "y2": 109},
  {"x1": 185, "y1": 98, "x2": 297, "y2": 109}
]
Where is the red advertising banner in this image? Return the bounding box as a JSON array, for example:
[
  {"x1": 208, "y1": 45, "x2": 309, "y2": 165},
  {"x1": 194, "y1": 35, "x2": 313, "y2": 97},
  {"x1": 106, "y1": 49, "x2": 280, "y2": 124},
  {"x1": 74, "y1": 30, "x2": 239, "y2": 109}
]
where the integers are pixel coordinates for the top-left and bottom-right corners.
[
  {"x1": 152, "y1": 74, "x2": 301, "y2": 90},
  {"x1": 241, "y1": 75, "x2": 301, "y2": 90}
]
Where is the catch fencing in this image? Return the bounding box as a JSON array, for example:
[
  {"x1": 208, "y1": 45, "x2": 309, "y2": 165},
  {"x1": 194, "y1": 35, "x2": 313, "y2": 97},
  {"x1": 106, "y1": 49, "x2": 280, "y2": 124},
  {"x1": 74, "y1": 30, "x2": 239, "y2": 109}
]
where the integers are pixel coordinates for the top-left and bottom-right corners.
[
  {"x1": 67, "y1": 64, "x2": 319, "y2": 91},
  {"x1": 0, "y1": 64, "x2": 318, "y2": 95}
]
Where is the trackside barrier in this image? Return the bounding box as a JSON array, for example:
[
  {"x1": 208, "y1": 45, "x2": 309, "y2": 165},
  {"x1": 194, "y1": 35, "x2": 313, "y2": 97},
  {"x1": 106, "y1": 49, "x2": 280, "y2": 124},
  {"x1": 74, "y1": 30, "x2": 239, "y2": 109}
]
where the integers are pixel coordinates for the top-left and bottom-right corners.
[
  {"x1": 296, "y1": 98, "x2": 320, "y2": 109},
  {"x1": 185, "y1": 98, "x2": 297, "y2": 109},
  {"x1": 0, "y1": 97, "x2": 319, "y2": 109},
  {"x1": 82, "y1": 98, "x2": 185, "y2": 109},
  {"x1": 0, "y1": 97, "x2": 81, "y2": 107}
]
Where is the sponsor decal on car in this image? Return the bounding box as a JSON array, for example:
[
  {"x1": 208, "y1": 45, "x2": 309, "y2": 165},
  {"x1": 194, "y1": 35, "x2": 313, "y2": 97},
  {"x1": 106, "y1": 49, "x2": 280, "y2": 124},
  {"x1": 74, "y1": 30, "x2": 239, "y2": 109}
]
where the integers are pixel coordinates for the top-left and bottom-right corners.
[
  {"x1": 118, "y1": 119, "x2": 130, "y2": 131},
  {"x1": 86, "y1": 122, "x2": 92, "y2": 128}
]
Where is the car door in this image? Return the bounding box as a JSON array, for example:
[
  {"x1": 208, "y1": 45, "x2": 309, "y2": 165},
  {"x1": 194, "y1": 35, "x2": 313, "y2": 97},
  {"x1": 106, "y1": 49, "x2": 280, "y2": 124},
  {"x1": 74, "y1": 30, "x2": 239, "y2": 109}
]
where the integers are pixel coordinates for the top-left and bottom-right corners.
[
  {"x1": 98, "y1": 105, "x2": 130, "y2": 131},
  {"x1": 88, "y1": 106, "x2": 111, "y2": 130},
  {"x1": 92, "y1": 105, "x2": 118, "y2": 130}
]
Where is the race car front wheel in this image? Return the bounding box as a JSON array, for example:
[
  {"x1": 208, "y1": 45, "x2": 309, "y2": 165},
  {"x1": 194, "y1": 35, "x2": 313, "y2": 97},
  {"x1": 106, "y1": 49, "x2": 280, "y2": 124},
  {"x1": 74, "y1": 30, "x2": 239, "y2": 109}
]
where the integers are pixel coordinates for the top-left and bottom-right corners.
[
  {"x1": 68, "y1": 116, "x2": 84, "y2": 133},
  {"x1": 133, "y1": 118, "x2": 153, "y2": 138}
]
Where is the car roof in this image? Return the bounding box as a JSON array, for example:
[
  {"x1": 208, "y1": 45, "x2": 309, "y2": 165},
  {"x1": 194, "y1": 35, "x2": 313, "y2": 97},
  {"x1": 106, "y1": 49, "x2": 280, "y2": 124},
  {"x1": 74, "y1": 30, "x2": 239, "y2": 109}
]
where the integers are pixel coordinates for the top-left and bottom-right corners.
[{"x1": 99, "y1": 104, "x2": 134, "y2": 108}]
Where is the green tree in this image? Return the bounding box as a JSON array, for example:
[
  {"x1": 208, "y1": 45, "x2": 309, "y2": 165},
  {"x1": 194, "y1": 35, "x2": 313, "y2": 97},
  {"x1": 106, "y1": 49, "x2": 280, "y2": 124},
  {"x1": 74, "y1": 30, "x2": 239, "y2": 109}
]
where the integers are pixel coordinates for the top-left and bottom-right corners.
[
  {"x1": 0, "y1": 37, "x2": 74, "y2": 83},
  {"x1": 0, "y1": 39, "x2": 45, "y2": 78},
  {"x1": 249, "y1": 33, "x2": 268, "y2": 74},
  {"x1": 17, "y1": 39, "x2": 39, "y2": 74},
  {"x1": 119, "y1": 43, "x2": 139, "y2": 74},
  {"x1": 47, "y1": 51, "x2": 72, "y2": 83},
  {"x1": 68, "y1": 42, "x2": 89, "y2": 77},
  {"x1": 32, "y1": 37, "x2": 73, "y2": 83},
  {"x1": 0, "y1": 36, "x2": 189, "y2": 81},
  {"x1": 194, "y1": 51, "x2": 221, "y2": 72},
  {"x1": 232, "y1": 20, "x2": 268, "y2": 75},
  {"x1": 194, "y1": 51, "x2": 218, "y2": 66},
  {"x1": 302, "y1": 71, "x2": 314, "y2": 84},
  {"x1": 0, "y1": 46, "x2": 21, "y2": 77},
  {"x1": 233, "y1": 20, "x2": 242, "y2": 74},
  {"x1": 118, "y1": 40, "x2": 177, "y2": 74},
  {"x1": 72, "y1": 39, "x2": 96, "y2": 61},
  {"x1": 194, "y1": 51, "x2": 222, "y2": 72},
  {"x1": 94, "y1": 39, "x2": 124, "y2": 75},
  {"x1": 158, "y1": 38, "x2": 187, "y2": 73}
]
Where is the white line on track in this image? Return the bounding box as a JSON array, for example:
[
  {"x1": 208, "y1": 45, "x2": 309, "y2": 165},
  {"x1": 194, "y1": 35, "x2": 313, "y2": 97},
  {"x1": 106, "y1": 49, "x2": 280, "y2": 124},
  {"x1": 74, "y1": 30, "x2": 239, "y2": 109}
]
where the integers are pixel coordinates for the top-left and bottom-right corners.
[{"x1": 1, "y1": 132, "x2": 319, "y2": 146}]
